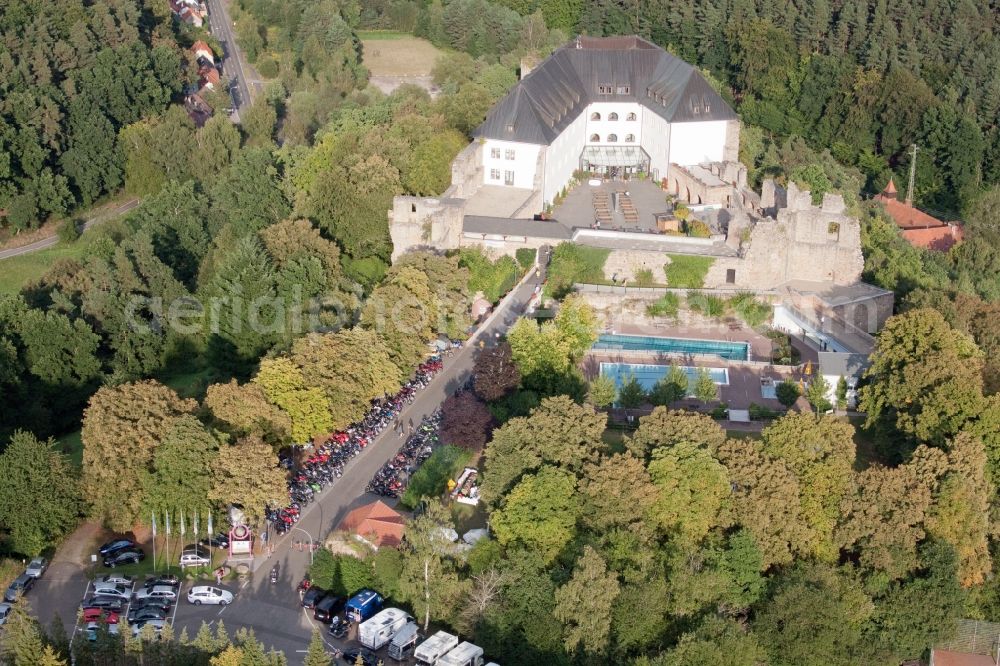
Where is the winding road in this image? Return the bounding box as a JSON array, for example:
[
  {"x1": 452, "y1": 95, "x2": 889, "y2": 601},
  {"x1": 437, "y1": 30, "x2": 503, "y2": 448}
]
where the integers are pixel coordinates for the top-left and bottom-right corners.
[{"x1": 0, "y1": 199, "x2": 139, "y2": 261}]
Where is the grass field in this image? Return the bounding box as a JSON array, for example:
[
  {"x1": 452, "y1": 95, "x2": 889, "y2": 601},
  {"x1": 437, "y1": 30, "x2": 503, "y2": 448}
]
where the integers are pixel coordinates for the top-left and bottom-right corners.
[
  {"x1": 0, "y1": 235, "x2": 99, "y2": 295},
  {"x1": 359, "y1": 33, "x2": 442, "y2": 77}
]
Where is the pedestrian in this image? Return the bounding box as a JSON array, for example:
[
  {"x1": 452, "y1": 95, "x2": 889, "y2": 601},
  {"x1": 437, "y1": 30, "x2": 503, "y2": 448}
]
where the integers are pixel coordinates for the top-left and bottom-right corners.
[{"x1": 215, "y1": 569, "x2": 222, "y2": 585}]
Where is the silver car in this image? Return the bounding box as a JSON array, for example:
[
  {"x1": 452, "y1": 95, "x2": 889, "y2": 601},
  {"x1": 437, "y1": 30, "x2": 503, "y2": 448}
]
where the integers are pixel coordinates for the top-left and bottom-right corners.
[
  {"x1": 133, "y1": 585, "x2": 178, "y2": 603},
  {"x1": 132, "y1": 618, "x2": 166, "y2": 637},
  {"x1": 25, "y1": 558, "x2": 47, "y2": 579},
  {"x1": 91, "y1": 584, "x2": 130, "y2": 601},
  {"x1": 97, "y1": 574, "x2": 134, "y2": 587}
]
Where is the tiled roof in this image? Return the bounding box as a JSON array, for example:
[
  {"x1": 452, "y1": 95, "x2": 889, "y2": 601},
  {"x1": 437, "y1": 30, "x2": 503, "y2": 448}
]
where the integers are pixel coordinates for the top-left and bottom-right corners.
[
  {"x1": 474, "y1": 35, "x2": 736, "y2": 145},
  {"x1": 901, "y1": 225, "x2": 963, "y2": 251},
  {"x1": 338, "y1": 500, "x2": 404, "y2": 548},
  {"x1": 874, "y1": 193, "x2": 963, "y2": 251},
  {"x1": 931, "y1": 649, "x2": 997, "y2": 666}
]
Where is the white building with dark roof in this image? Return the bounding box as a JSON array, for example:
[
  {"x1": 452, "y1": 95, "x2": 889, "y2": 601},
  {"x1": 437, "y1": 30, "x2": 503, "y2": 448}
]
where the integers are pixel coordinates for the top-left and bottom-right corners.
[{"x1": 473, "y1": 35, "x2": 740, "y2": 206}]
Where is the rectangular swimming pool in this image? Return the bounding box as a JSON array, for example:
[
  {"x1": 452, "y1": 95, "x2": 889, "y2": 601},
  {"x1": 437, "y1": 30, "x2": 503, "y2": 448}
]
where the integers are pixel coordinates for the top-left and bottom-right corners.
[
  {"x1": 593, "y1": 333, "x2": 750, "y2": 361},
  {"x1": 600, "y1": 362, "x2": 730, "y2": 395}
]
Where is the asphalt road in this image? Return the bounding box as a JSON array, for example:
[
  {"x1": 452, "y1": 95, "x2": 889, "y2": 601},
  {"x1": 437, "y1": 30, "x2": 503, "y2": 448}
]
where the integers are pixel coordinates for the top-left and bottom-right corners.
[
  {"x1": 0, "y1": 199, "x2": 139, "y2": 261},
  {"x1": 205, "y1": 0, "x2": 253, "y2": 115},
  {"x1": 30, "y1": 253, "x2": 547, "y2": 663}
]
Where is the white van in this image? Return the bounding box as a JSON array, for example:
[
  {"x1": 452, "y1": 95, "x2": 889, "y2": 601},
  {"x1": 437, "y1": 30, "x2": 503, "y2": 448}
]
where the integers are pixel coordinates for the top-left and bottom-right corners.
[
  {"x1": 415, "y1": 631, "x2": 459, "y2": 665},
  {"x1": 358, "y1": 608, "x2": 415, "y2": 650},
  {"x1": 438, "y1": 642, "x2": 485, "y2": 666}
]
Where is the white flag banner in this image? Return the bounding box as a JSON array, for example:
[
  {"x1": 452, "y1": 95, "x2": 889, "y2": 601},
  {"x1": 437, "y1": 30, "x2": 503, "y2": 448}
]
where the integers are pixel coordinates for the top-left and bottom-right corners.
[
  {"x1": 151, "y1": 512, "x2": 157, "y2": 538},
  {"x1": 180, "y1": 511, "x2": 186, "y2": 538},
  {"x1": 193, "y1": 509, "x2": 199, "y2": 537},
  {"x1": 207, "y1": 511, "x2": 214, "y2": 538},
  {"x1": 165, "y1": 511, "x2": 171, "y2": 537}
]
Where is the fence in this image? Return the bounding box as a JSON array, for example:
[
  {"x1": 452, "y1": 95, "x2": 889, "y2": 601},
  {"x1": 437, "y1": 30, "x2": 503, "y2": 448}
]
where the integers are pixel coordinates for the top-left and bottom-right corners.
[{"x1": 936, "y1": 619, "x2": 1000, "y2": 658}]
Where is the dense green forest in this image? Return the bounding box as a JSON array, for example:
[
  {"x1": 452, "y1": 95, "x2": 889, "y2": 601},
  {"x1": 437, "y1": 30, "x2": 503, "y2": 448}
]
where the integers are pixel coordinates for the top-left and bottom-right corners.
[{"x1": 0, "y1": 0, "x2": 195, "y2": 231}]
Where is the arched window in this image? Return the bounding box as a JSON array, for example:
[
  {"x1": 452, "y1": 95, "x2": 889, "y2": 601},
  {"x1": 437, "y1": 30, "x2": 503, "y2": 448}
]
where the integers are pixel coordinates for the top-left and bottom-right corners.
[
  {"x1": 589, "y1": 134, "x2": 600, "y2": 142},
  {"x1": 607, "y1": 134, "x2": 618, "y2": 142},
  {"x1": 608, "y1": 112, "x2": 619, "y2": 121},
  {"x1": 625, "y1": 133, "x2": 635, "y2": 142},
  {"x1": 590, "y1": 112, "x2": 601, "y2": 121},
  {"x1": 626, "y1": 112, "x2": 637, "y2": 121}
]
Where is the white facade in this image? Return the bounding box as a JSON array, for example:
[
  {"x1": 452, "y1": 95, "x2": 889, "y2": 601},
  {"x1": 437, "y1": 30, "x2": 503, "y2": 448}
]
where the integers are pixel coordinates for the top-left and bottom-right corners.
[
  {"x1": 584, "y1": 102, "x2": 643, "y2": 145},
  {"x1": 481, "y1": 140, "x2": 540, "y2": 190},
  {"x1": 640, "y1": 109, "x2": 671, "y2": 181},
  {"x1": 667, "y1": 120, "x2": 729, "y2": 166},
  {"x1": 480, "y1": 106, "x2": 728, "y2": 207},
  {"x1": 541, "y1": 111, "x2": 587, "y2": 203}
]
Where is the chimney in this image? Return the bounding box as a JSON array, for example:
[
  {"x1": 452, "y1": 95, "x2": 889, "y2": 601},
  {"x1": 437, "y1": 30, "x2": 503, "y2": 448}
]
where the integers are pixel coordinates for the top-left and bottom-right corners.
[{"x1": 519, "y1": 54, "x2": 539, "y2": 80}]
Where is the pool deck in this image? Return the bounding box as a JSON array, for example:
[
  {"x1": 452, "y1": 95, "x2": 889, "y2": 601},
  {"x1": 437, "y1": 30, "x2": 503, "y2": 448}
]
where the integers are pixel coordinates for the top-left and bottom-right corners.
[{"x1": 584, "y1": 323, "x2": 818, "y2": 411}]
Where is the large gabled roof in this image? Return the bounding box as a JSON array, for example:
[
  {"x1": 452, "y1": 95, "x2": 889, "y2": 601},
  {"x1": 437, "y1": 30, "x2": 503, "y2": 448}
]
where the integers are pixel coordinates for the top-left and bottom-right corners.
[{"x1": 474, "y1": 35, "x2": 737, "y2": 145}]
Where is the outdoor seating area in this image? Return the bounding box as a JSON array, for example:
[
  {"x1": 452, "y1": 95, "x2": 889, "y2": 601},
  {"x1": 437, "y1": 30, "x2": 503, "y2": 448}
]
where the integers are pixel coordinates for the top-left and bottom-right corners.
[{"x1": 552, "y1": 178, "x2": 674, "y2": 232}]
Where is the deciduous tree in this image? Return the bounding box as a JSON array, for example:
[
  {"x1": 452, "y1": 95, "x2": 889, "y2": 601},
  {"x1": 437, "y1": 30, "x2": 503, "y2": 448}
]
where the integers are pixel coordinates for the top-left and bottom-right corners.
[
  {"x1": 82, "y1": 381, "x2": 196, "y2": 530},
  {"x1": 209, "y1": 436, "x2": 287, "y2": 523},
  {"x1": 205, "y1": 380, "x2": 292, "y2": 444},
  {"x1": 626, "y1": 407, "x2": 726, "y2": 461},
  {"x1": 143, "y1": 415, "x2": 220, "y2": 517},
  {"x1": 647, "y1": 440, "x2": 730, "y2": 543},
  {"x1": 553, "y1": 546, "x2": 619, "y2": 656},
  {"x1": 253, "y1": 357, "x2": 333, "y2": 443},
  {"x1": 578, "y1": 453, "x2": 658, "y2": 531},
  {"x1": 491, "y1": 466, "x2": 579, "y2": 564},
  {"x1": 586, "y1": 375, "x2": 616, "y2": 408},
  {"x1": 472, "y1": 340, "x2": 520, "y2": 401},
  {"x1": 440, "y1": 391, "x2": 494, "y2": 452}
]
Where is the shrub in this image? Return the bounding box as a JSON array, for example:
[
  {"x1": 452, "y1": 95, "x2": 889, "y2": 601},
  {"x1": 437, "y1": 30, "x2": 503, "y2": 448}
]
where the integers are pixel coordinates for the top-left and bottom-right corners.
[
  {"x1": 664, "y1": 255, "x2": 714, "y2": 288},
  {"x1": 646, "y1": 292, "x2": 680, "y2": 318},
  {"x1": 400, "y1": 445, "x2": 472, "y2": 509},
  {"x1": 766, "y1": 330, "x2": 800, "y2": 365},
  {"x1": 684, "y1": 218, "x2": 712, "y2": 237},
  {"x1": 775, "y1": 379, "x2": 801, "y2": 407},
  {"x1": 687, "y1": 292, "x2": 727, "y2": 318},
  {"x1": 57, "y1": 219, "x2": 81, "y2": 243},
  {"x1": 729, "y1": 292, "x2": 772, "y2": 328},
  {"x1": 748, "y1": 402, "x2": 780, "y2": 420},
  {"x1": 711, "y1": 402, "x2": 729, "y2": 419},
  {"x1": 256, "y1": 56, "x2": 279, "y2": 78},
  {"x1": 634, "y1": 268, "x2": 655, "y2": 286},
  {"x1": 515, "y1": 248, "x2": 536, "y2": 270},
  {"x1": 546, "y1": 242, "x2": 610, "y2": 297},
  {"x1": 488, "y1": 389, "x2": 539, "y2": 424},
  {"x1": 460, "y1": 248, "x2": 520, "y2": 303}
]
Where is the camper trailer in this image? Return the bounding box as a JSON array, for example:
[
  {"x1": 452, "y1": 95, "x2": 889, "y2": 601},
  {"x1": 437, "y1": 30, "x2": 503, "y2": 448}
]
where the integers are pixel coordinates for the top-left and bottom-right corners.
[
  {"x1": 387, "y1": 621, "x2": 420, "y2": 660},
  {"x1": 438, "y1": 642, "x2": 485, "y2": 666},
  {"x1": 359, "y1": 608, "x2": 414, "y2": 650},
  {"x1": 414, "y1": 631, "x2": 459, "y2": 665},
  {"x1": 345, "y1": 589, "x2": 384, "y2": 623}
]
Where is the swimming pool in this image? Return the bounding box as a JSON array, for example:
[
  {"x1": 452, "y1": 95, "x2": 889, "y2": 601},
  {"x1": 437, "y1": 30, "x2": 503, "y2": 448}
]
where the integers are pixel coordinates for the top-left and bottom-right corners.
[
  {"x1": 600, "y1": 362, "x2": 730, "y2": 395},
  {"x1": 593, "y1": 333, "x2": 750, "y2": 361}
]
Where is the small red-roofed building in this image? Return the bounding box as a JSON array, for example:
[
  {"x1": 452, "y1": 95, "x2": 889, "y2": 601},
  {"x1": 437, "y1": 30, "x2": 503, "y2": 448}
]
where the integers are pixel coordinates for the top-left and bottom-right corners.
[{"x1": 874, "y1": 178, "x2": 963, "y2": 251}]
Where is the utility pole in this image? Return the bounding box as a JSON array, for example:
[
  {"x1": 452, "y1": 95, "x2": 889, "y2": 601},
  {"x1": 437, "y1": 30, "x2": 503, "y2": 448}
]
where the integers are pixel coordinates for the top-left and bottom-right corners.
[{"x1": 905, "y1": 143, "x2": 919, "y2": 206}]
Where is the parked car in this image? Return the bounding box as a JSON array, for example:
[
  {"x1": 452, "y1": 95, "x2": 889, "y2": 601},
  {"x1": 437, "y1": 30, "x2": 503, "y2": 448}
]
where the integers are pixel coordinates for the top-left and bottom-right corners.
[
  {"x1": 0, "y1": 603, "x2": 10, "y2": 626},
  {"x1": 103, "y1": 548, "x2": 144, "y2": 568},
  {"x1": 187, "y1": 586, "x2": 233, "y2": 606},
  {"x1": 143, "y1": 575, "x2": 179, "y2": 589},
  {"x1": 4, "y1": 573, "x2": 34, "y2": 602},
  {"x1": 97, "y1": 574, "x2": 135, "y2": 587},
  {"x1": 314, "y1": 593, "x2": 346, "y2": 623},
  {"x1": 25, "y1": 558, "x2": 47, "y2": 579},
  {"x1": 342, "y1": 648, "x2": 378, "y2": 666},
  {"x1": 81, "y1": 608, "x2": 119, "y2": 625},
  {"x1": 91, "y1": 583, "x2": 130, "y2": 600},
  {"x1": 81, "y1": 596, "x2": 125, "y2": 613},
  {"x1": 127, "y1": 606, "x2": 167, "y2": 623},
  {"x1": 130, "y1": 597, "x2": 173, "y2": 613},
  {"x1": 134, "y1": 585, "x2": 178, "y2": 603},
  {"x1": 84, "y1": 621, "x2": 120, "y2": 641},
  {"x1": 179, "y1": 551, "x2": 211, "y2": 568},
  {"x1": 301, "y1": 586, "x2": 327, "y2": 609},
  {"x1": 131, "y1": 618, "x2": 165, "y2": 637},
  {"x1": 98, "y1": 539, "x2": 137, "y2": 556},
  {"x1": 200, "y1": 533, "x2": 229, "y2": 549}
]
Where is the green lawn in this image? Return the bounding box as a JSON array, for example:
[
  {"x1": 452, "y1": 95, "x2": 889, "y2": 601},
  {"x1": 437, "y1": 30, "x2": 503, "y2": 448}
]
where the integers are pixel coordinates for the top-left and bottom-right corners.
[
  {"x1": 0, "y1": 234, "x2": 100, "y2": 295},
  {"x1": 356, "y1": 30, "x2": 412, "y2": 40},
  {"x1": 57, "y1": 430, "x2": 83, "y2": 468}
]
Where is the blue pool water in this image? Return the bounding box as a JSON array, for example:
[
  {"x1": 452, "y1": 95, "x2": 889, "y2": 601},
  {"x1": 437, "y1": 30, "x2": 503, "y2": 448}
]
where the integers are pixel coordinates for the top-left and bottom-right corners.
[
  {"x1": 601, "y1": 362, "x2": 729, "y2": 396},
  {"x1": 593, "y1": 333, "x2": 750, "y2": 361}
]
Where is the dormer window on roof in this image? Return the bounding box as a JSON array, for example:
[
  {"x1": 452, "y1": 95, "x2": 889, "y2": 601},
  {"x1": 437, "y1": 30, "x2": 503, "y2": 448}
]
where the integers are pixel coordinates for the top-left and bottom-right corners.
[
  {"x1": 505, "y1": 123, "x2": 515, "y2": 132},
  {"x1": 616, "y1": 85, "x2": 630, "y2": 94}
]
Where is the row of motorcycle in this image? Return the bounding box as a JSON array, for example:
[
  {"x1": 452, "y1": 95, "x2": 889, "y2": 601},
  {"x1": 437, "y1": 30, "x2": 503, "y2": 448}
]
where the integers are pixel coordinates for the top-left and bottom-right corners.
[
  {"x1": 266, "y1": 354, "x2": 449, "y2": 534},
  {"x1": 366, "y1": 410, "x2": 443, "y2": 498}
]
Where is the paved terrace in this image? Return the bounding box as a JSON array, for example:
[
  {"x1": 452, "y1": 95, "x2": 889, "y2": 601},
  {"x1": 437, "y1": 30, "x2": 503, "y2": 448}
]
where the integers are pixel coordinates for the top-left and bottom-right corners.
[{"x1": 551, "y1": 179, "x2": 672, "y2": 232}]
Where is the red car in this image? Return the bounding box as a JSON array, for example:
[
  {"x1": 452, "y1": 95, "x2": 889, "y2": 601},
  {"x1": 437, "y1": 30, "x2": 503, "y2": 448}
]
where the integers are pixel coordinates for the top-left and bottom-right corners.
[{"x1": 82, "y1": 608, "x2": 119, "y2": 625}]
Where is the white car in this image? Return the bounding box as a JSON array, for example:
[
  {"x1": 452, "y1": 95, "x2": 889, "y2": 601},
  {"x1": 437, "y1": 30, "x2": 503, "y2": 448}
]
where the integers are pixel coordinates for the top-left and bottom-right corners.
[
  {"x1": 91, "y1": 584, "x2": 130, "y2": 600},
  {"x1": 25, "y1": 558, "x2": 47, "y2": 579},
  {"x1": 179, "y1": 552, "x2": 211, "y2": 568},
  {"x1": 0, "y1": 602, "x2": 10, "y2": 626},
  {"x1": 187, "y1": 586, "x2": 233, "y2": 606},
  {"x1": 133, "y1": 585, "x2": 178, "y2": 603}
]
